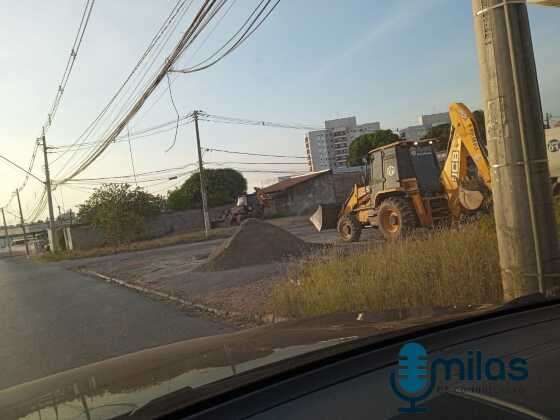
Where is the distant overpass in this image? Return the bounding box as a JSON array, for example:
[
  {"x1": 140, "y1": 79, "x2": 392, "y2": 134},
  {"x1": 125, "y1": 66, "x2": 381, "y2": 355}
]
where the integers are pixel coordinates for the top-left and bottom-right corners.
[{"x1": 0, "y1": 223, "x2": 48, "y2": 247}]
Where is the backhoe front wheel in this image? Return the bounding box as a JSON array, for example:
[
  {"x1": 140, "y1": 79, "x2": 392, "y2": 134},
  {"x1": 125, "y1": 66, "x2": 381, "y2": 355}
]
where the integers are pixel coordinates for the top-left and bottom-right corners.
[
  {"x1": 337, "y1": 214, "x2": 362, "y2": 242},
  {"x1": 377, "y1": 197, "x2": 418, "y2": 241}
]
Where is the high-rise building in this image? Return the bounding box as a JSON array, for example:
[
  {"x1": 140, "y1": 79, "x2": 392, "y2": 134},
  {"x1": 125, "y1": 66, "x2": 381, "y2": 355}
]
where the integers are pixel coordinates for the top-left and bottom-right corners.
[{"x1": 305, "y1": 116, "x2": 380, "y2": 171}]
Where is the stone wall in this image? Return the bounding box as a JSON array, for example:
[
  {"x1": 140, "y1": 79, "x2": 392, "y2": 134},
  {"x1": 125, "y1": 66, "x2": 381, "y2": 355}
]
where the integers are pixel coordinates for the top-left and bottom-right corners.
[
  {"x1": 64, "y1": 204, "x2": 233, "y2": 251},
  {"x1": 265, "y1": 172, "x2": 361, "y2": 217}
]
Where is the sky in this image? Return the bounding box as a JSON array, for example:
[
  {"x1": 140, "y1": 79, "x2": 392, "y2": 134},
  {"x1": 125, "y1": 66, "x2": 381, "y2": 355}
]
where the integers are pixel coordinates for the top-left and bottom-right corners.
[{"x1": 0, "y1": 0, "x2": 559, "y2": 224}]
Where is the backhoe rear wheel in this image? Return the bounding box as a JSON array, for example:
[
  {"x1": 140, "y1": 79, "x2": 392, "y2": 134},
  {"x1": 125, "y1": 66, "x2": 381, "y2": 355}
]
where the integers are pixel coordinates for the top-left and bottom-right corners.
[
  {"x1": 337, "y1": 214, "x2": 362, "y2": 242},
  {"x1": 377, "y1": 197, "x2": 418, "y2": 241}
]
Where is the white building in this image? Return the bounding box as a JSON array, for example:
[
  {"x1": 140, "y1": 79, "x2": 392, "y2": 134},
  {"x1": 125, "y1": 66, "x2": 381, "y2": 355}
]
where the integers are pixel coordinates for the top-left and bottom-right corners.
[
  {"x1": 305, "y1": 116, "x2": 380, "y2": 171},
  {"x1": 399, "y1": 112, "x2": 451, "y2": 142}
]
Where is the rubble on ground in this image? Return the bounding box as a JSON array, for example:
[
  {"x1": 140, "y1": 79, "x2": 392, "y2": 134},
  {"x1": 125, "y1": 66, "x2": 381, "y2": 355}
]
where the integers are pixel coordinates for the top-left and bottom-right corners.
[{"x1": 195, "y1": 218, "x2": 311, "y2": 271}]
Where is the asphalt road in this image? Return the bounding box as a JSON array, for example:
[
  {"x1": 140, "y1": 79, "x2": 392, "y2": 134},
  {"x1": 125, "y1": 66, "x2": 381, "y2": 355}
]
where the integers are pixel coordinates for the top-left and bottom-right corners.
[{"x1": 0, "y1": 256, "x2": 233, "y2": 390}]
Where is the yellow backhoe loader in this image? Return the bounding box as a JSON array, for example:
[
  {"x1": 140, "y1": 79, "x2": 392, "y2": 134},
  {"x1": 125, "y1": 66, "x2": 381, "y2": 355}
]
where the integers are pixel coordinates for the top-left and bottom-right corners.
[{"x1": 310, "y1": 102, "x2": 491, "y2": 241}]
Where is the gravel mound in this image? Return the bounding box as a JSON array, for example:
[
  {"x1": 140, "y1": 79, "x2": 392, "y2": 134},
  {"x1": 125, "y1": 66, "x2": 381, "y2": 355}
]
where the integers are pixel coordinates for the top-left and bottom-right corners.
[{"x1": 196, "y1": 218, "x2": 310, "y2": 271}]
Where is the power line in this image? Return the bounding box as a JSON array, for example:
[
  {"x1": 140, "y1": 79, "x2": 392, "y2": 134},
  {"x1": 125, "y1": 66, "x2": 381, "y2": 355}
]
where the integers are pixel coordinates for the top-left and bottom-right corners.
[
  {"x1": 58, "y1": 163, "x2": 198, "y2": 183},
  {"x1": 54, "y1": 0, "x2": 228, "y2": 184},
  {"x1": 48, "y1": 114, "x2": 195, "y2": 152},
  {"x1": 171, "y1": 0, "x2": 281, "y2": 74},
  {"x1": 43, "y1": 0, "x2": 96, "y2": 134},
  {"x1": 164, "y1": 73, "x2": 184, "y2": 152},
  {"x1": 199, "y1": 113, "x2": 320, "y2": 130},
  {"x1": 229, "y1": 169, "x2": 306, "y2": 174},
  {"x1": 2, "y1": 1, "x2": 96, "y2": 212},
  {"x1": 126, "y1": 126, "x2": 138, "y2": 186},
  {"x1": 48, "y1": 107, "x2": 316, "y2": 153},
  {"x1": 54, "y1": 0, "x2": 283, "y2": 186},
  {"x1": 50, "y1": 0, "x2": 193, "y2": 172},
  {"x1": 204, "y1": 147, "x2": 307, "y2": 159},
  {"x1": 0, "y1": 153, "x2": 45, "y2": 185},
  {"x1": 206, "y1": 161, "x2": 307, "y2": 165}
]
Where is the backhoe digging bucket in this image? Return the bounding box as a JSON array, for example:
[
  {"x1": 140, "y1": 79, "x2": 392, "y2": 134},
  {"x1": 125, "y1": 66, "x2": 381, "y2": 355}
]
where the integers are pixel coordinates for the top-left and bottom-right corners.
[
  {"x1": 458, "y1": 187, "x2": 485, "y2": 211},
  {"x1": 309, "y1": 204, "x2": 339, "y2": 232}
]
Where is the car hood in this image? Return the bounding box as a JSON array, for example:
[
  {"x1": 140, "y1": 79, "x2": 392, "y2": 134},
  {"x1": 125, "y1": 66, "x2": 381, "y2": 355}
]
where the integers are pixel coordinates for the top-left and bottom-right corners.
[{"x1": 0, "y1": 305, "x2": 492, "y2": 419}]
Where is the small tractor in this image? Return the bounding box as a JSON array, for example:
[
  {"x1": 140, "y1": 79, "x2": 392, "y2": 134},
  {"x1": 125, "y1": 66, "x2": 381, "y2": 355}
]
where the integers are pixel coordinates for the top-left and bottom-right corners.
[
  {"x1": 215, "y1": 188, "x2": 271, "y2": 227},
  {"x1": 310, "y1": 102, "x2": 492, "y2": 241}
]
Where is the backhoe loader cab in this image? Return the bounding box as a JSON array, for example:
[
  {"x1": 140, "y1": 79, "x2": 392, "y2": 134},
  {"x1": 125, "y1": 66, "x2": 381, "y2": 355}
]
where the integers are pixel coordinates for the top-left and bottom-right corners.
[{"x1": 335, "y1": 140, "x2": 450, "y2": 242}]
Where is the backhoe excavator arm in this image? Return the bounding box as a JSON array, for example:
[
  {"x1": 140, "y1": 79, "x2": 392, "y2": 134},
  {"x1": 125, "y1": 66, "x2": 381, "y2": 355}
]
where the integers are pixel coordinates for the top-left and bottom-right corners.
[{"x1": 441, "y1": 102, "x2": 491, "y2": 217}]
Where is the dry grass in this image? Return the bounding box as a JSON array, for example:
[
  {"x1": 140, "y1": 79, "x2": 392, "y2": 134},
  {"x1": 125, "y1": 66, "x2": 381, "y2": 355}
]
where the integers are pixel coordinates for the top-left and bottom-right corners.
[
  {"x1": 37, "y1": 227, "x2": 236, "y2": 262},
  {"x1": 271, "y1": 219, "x2": 503, "y2": 318}
]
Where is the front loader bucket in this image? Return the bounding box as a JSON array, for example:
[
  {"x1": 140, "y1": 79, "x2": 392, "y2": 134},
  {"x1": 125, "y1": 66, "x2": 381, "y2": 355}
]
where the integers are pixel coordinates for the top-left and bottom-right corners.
[{"x1": 309, "y1": 204, "x2": 339, "y2": 232}]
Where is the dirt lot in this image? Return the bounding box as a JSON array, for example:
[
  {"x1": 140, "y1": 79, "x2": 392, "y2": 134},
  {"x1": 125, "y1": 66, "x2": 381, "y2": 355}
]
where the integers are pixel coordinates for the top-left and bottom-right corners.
[{"x1": 60, "y1": 217, "x2": 380, "y2": 325}]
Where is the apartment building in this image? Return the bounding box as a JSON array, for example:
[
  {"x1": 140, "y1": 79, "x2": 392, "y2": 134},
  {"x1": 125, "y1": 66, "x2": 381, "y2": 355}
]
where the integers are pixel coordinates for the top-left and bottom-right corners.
[{"x1": 305, "y1": 116, "x2": 380, "y2": 171}]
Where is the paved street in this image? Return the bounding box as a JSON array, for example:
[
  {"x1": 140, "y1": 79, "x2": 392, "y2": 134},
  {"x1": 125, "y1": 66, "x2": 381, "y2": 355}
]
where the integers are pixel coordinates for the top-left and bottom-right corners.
[{"x1": 0, "y1": 256, "x2": 233, "y2": 390}]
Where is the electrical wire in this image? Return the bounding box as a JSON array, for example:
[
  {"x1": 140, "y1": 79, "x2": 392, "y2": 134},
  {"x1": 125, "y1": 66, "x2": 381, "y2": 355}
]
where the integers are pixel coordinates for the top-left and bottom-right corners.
[
  {"x1": 57, "y1": 163, "x2": 198, "y2": 183},
  {"x1": 92, "y1": 0, "x2": 196, "y2": 152},
  {"x1": 172, "y1": 0, "x2": 281, "y2": 74},
  {"x1": 204, "y1": 147, "x2": 307, "y2": 159},
  {"x1": 200, "y1": 113, "x2": 320, "y2": 130},
  {"x1": 1, "y1": 1, "x2": 95, "y2": 208},
  {"x1": 165, "y1": 73, "x2": 182, "y2": 152},
  {"x1": 129, "y1": 0, "x2": 237, "y2": 125},
  {"x1": 0, "y1": 153, "x2": 45, "y2": 184},
  {"x1": 54, "y1": 0, "x2": 282, "y2": 186},
  {"x1": 206, "y1": 161, "x2": 307, "y2": 165},
  {"x1": 54, "y1": 0, "x2": 225, "y2": 184},
  {"x1": 50, "y1": 0, "x2": 192, "y2": 170},
  {"x1": 126, "y1": 126, "x2": 138, "y2": 186},
  {"x1": 44, "y1": 0, "x2": 96, "y2": 133},
  {"x1": 48, "y1": 114, "x2": 195, "y2": 152}
]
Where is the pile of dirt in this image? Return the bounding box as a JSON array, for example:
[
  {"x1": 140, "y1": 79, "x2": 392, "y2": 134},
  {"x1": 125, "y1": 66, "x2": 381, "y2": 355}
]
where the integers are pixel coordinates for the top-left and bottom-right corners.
[{"x1": 196, "y1": 218, "x2": 311, "y2": 271}]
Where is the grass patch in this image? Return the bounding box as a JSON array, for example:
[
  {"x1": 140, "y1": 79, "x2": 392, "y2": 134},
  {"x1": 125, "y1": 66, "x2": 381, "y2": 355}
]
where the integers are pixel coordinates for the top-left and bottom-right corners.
[
  {"x1": 271, "y1": 219, "x2": 503, "y2": 318},
  {"x1": 37, "y1": 227, "x2": 236, "y2": 262}
]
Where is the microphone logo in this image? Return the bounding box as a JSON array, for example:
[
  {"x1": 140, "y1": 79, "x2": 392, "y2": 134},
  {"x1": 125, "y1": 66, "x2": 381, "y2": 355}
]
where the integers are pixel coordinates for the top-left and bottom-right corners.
[{"x1": 390, "y1": 342, "x2": 434, "y2": 413}]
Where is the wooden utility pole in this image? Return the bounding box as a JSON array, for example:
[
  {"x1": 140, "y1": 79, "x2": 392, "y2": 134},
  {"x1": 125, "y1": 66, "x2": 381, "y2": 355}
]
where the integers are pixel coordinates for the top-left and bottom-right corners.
[
  {"x1": 15, "y1": 189, "x2": 30, "y2": 257},
  {"x1": 1, "y1": 208, "x2": 12, "y2": 256},
  {"x1": 193, "y1": 110, "x2": 211, "y2": 237},
  {"x1": 472, "y1": 0, "x2": 560, "y2": 300},
  {"x1": 41, "y1": 128, "x2": 58, "y2": 252}
]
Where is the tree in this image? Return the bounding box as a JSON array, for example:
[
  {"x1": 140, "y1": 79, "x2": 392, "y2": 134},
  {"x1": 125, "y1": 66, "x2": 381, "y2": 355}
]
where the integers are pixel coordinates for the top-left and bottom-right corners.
[
  {"x1": 78, "y1": 184, "x2": 163, "y2": 246},
  {"x1": 167, "y1": 168, "x2": 247, "y2": 211},
  {"x1": 347, "y1": 130, "x2": 399, "y2": 166}
]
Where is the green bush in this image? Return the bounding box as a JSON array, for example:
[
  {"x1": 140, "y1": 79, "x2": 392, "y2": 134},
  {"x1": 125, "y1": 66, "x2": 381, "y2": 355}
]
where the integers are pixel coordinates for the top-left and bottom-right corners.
[{"x1": 78, "y1": 184, "x2": 163, "y2": 246}]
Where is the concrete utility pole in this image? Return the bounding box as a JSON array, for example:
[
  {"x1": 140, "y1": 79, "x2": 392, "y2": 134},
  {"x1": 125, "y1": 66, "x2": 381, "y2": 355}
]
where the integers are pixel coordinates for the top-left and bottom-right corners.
[
  {"x1": 41, "y1": 128, "x2": 58, "y2": 252},
  {"x1": 472, "y1": 0, "x2": 560, "y2": 300},
  {"x1": 193, "y1": 110, "x2": 211, "y2": 238},
  {"x1": 1, "y1": 208, "x2": 12, "y2": 256},
  {"x1": 15, "y1": 189, "x2": 30, "y2": 257}
]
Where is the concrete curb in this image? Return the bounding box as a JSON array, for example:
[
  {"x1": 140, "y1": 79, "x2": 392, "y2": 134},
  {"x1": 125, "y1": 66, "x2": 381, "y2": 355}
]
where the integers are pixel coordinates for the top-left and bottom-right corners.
[{"x1": 79, "y1": 269, "x2": 280, "y2": 325}]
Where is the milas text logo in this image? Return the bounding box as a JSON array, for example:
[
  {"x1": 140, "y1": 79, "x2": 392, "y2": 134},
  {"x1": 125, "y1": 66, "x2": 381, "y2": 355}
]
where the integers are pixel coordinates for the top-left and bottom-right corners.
[{"x1": 389, "y1": 342, "x2": 528, "y2": 413}]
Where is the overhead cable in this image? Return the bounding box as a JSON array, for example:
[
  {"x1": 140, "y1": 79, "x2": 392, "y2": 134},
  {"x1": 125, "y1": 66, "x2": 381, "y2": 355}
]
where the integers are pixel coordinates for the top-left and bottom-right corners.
[
  {"x1": 55, "y1": 0, "x2": 226, "y2": 184},
  {"x1": 44, "y1": 0, "x2": 96, "y2": 133},
  {"x1": 50, "y1": 0, "x2": 192, "y2": 170},
  {"x1": 204, "y1": 147, "x2": 307, "y2": 159}
]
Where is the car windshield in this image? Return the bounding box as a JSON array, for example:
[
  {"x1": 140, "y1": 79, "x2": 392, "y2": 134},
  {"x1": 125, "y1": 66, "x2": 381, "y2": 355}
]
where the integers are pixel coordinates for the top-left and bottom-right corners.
[{"x1": 1, "y1": 1, "x2": 559, "y2": 419}]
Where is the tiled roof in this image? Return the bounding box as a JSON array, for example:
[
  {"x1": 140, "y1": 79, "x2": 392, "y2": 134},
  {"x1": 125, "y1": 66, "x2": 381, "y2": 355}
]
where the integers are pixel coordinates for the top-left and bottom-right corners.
[{"x1": 260, "y1": 170, "x2": 331, "y2": 194}]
